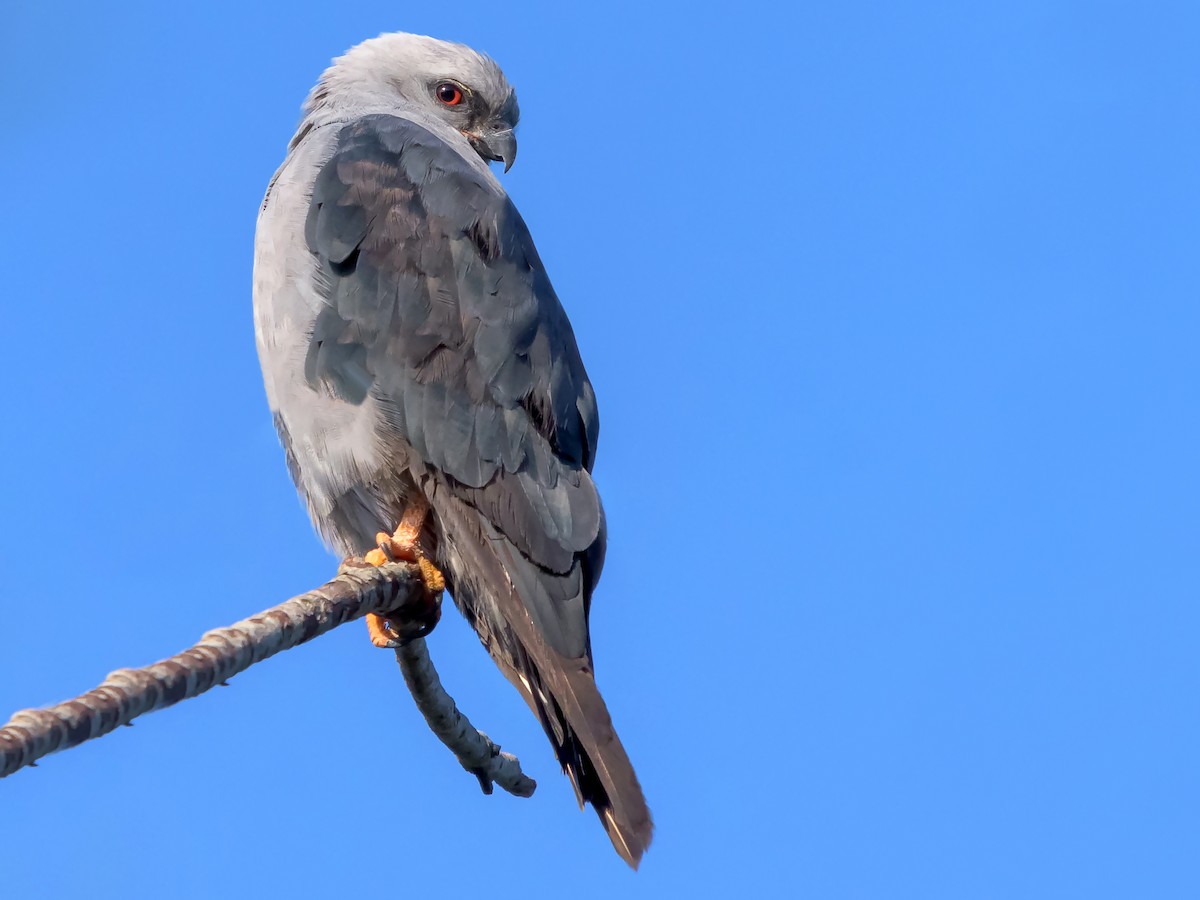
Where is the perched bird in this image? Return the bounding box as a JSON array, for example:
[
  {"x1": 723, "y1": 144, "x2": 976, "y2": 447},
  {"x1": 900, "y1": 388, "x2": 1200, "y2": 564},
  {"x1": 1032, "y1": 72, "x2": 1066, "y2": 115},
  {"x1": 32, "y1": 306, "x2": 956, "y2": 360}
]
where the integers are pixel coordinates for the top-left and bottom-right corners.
[{"x1": 252, "y1": 32, "x2": 653, "y2": 866}]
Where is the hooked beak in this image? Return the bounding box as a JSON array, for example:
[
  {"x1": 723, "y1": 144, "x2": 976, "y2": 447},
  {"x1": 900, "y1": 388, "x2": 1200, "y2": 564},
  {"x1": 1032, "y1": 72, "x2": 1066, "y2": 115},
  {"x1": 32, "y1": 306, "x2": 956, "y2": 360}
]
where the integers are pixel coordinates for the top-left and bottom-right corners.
[{"x1": 464, "y1": 122, "x2": 518, "y2": 173}]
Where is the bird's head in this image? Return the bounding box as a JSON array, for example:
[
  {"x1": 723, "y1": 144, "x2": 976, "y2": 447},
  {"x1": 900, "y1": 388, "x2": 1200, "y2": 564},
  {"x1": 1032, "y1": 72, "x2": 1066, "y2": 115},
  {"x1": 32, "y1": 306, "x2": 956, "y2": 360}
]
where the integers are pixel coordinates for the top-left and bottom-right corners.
[{"x1": 303, "y1": 32, "x2": 520, "y2": 171}]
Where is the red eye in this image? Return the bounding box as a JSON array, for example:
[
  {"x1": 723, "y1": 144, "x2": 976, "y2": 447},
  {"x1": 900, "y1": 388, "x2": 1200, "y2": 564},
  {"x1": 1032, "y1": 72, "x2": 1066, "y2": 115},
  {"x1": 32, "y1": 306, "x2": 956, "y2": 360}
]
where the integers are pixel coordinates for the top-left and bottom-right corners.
[{"x1": 435, "y1": 82, "x2": 464, "y2": 106}]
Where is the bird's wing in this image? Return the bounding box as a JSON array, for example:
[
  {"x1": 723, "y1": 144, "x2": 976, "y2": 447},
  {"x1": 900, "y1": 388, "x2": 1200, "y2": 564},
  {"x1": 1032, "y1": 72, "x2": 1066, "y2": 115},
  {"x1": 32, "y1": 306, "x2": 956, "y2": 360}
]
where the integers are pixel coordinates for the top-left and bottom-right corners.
[
  {"x1": 304, "y1": 114, "x2": 601, "y2": 658},
  {"x1": 303, "y1": 115, "x2": 651, "y2": 864}
]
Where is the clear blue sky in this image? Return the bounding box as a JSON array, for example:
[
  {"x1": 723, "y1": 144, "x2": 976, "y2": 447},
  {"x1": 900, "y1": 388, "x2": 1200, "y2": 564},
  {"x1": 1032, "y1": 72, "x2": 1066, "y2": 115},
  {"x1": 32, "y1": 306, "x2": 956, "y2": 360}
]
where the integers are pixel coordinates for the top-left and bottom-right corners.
[{"x1": 2, "y1": 2, "x2": 1197, "y2": 897}]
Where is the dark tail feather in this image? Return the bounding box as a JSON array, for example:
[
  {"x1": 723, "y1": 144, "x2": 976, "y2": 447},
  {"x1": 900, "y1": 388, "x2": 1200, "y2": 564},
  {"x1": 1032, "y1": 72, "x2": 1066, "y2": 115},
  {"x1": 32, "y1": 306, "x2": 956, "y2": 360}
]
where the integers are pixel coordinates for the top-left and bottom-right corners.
[
  {"x1": 526, "y1": 653, "x2": 654, "y2": 868},
  {"x1": 433, "y1": 497, "x2": 653, "y2": 865}
]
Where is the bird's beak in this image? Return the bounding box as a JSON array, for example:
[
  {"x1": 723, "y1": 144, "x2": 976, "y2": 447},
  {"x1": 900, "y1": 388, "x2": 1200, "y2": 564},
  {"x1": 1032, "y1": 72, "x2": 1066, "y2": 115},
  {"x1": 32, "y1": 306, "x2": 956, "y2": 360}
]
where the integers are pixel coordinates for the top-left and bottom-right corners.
[{"x1": 464, "y1": 123, "x2": 518, "y2": 173}]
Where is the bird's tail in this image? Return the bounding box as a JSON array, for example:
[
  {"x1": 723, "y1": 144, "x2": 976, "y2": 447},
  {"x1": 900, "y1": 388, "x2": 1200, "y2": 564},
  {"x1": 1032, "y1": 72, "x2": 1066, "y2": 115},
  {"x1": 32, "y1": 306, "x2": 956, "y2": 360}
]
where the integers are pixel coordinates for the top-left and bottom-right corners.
[
  {"x1": 434, "y1": 495, "x2": 653, "y2": 866},
  {"x1": 516, "y1": 646, "x2": 654, "y2": 867}
]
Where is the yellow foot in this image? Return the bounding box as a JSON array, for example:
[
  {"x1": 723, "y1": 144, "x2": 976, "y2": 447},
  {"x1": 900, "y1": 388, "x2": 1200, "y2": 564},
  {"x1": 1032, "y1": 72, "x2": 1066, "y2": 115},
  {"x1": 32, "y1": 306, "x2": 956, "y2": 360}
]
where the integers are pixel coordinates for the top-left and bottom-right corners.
[{"x1": 361, "y1": 505, "x2": 444, "y2": 648}]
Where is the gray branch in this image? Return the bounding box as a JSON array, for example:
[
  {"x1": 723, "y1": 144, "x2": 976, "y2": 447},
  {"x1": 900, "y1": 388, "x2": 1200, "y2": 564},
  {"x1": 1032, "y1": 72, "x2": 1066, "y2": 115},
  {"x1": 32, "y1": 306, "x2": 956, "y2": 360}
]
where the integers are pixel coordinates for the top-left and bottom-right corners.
[
  {"x1": 395, "y1": 639, "x2": 535, "y2": 796},
  {"x1": 0, "y1": 563, "x2": 536, "y2": 797}
]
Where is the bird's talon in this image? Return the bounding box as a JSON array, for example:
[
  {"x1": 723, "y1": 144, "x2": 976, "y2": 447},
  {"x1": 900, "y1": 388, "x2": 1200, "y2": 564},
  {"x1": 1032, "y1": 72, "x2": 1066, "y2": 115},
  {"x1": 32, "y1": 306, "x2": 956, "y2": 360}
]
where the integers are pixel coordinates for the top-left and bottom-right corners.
[
  {"x1": 365, "y1": 604, "x2": 438, "y2": 648},
  {"x1": 374, "y1": 532, "x2": 396, "y2": 560},
  {"x1": 366, "y1": 612, "x2": 401, "y2": 648}
]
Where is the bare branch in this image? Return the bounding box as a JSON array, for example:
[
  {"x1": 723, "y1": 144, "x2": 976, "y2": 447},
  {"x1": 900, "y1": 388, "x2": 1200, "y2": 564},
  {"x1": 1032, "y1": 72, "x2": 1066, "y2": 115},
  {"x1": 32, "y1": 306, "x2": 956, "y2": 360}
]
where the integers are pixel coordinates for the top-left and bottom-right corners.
[
  {"x1": 0, "y1": 563, "x2": 535, "y2": 798},
  {"x1": 396, "y1": 638, "x2": 536, "y2": 797}
]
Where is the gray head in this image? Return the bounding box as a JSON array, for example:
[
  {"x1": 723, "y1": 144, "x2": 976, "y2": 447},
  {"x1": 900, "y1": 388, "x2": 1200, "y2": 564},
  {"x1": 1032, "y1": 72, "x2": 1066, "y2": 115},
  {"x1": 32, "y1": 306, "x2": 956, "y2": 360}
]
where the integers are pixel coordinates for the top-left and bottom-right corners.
[{"x1": 302, "y1": 32, "x2": 520, "y2": 171}]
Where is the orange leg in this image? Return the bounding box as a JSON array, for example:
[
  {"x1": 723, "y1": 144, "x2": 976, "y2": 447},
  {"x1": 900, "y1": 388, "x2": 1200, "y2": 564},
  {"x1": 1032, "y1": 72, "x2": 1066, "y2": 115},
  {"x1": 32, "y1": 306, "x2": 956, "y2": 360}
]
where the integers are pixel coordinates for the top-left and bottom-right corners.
[{"x1": 361, "y1": 498, "x2": 445, "y2": 648}]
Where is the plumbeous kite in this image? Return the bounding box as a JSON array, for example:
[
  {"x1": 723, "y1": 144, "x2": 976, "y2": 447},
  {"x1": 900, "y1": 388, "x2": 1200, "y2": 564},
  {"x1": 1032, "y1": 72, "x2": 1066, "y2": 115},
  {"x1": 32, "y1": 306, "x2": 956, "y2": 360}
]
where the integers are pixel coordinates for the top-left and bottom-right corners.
[{"x1": 252, "y1": 32, "x2": 653, "y2": 866}]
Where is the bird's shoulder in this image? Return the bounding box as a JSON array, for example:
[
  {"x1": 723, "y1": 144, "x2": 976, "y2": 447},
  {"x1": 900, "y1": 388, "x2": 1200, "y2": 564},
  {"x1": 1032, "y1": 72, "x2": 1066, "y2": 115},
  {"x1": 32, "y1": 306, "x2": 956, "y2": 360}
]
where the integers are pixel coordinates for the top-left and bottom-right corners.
[{"x1": 313, "y1": 113, "x2": 508, "y2": 223}]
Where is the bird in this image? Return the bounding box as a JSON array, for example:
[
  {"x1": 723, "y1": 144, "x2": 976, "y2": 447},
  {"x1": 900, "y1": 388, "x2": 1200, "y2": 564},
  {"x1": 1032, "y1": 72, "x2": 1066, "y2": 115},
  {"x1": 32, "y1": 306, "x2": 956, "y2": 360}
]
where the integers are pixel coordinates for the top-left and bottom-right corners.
[{"x1": 251, "y1": 32, "x2": 653, "y2": 867}]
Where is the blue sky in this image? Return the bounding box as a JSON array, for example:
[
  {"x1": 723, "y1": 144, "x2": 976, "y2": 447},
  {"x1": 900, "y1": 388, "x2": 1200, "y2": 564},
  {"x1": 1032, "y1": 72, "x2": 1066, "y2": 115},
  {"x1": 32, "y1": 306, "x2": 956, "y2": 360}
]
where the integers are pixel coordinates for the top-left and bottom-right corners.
[{"x1": 2, "y1": 2, "x2": 1198, "y2": 897}]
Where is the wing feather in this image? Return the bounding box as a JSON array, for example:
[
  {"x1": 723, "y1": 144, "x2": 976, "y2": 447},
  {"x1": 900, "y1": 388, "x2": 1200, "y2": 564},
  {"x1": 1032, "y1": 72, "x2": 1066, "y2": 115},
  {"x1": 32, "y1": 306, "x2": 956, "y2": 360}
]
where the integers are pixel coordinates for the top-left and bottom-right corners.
[{"x1": 305, "y1": 114, "x2": 599, "y2": 657}]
